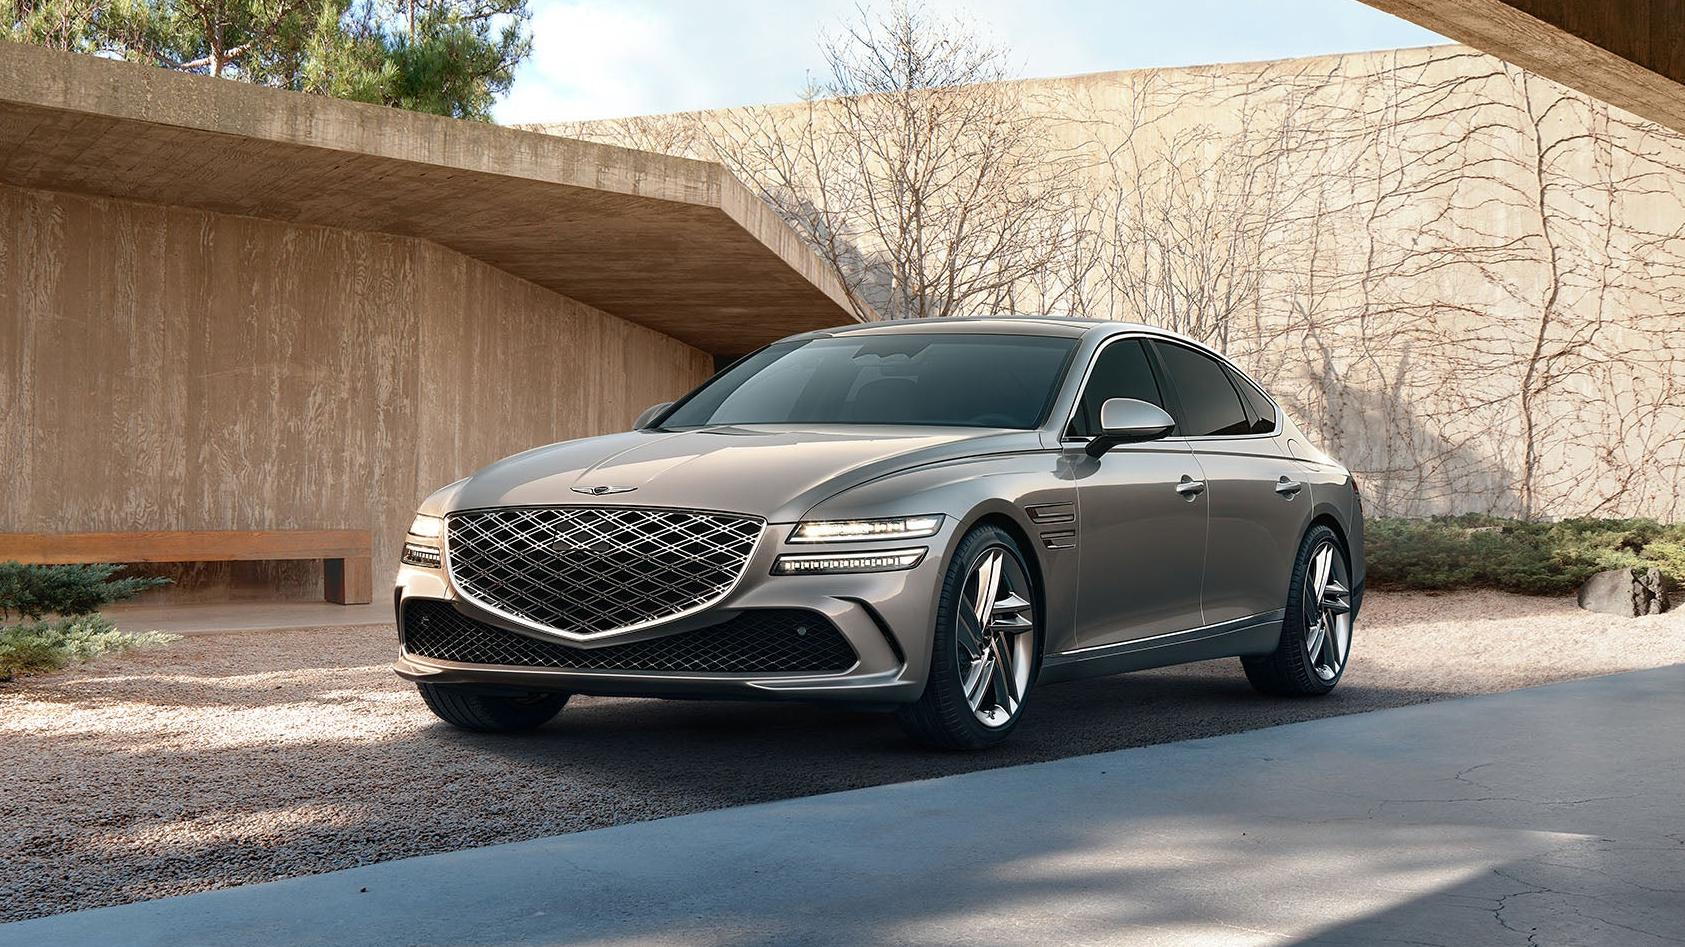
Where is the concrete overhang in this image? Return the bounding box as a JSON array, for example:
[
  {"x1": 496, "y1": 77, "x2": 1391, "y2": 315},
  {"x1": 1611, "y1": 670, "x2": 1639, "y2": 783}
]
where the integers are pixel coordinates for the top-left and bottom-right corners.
[
  {"x1": 1364, "y1": 1, "x2": 1685, "y2": 134},
  {"x1": 0, "y1": 41, "x2": 867, "y2": 354}
]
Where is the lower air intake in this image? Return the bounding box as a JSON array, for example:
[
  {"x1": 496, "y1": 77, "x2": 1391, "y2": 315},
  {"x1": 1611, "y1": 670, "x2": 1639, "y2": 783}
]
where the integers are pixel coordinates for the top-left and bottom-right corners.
[{"x1": 401, "y1": 600, "x2": 857, "y2": 674}]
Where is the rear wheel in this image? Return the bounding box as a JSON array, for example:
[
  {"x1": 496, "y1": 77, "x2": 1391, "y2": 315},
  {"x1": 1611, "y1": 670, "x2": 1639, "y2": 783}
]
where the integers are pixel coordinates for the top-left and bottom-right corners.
[
  {"x1": 897, "y1": 525, "x2": 1040, "y2": 750},
  {"x1": 1243, "y1": 523, "x2": 1353, "y2": 696},
  {"x1": 416, "y1": 682, "x2": 571, "y2": 732}
]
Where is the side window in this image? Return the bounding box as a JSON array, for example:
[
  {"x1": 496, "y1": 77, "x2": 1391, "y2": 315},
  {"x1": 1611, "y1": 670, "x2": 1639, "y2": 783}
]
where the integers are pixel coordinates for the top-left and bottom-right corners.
[
  {"x1": 1226, "y1": 366, "x2": 1277, "y2": 435},
  {"x1": 1068, "y1": 338, "x2": 1165, "y2": 438},
  {"x1": 1150, "y1": 342, "x2": 1252, "y2": 437}
]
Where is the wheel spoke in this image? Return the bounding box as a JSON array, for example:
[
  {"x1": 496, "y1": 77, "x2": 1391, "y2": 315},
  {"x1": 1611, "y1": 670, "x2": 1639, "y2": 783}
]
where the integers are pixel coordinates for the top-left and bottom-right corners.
[
  {"x1": 957, "y1": 609, "x2": 987, "y2": 660},
  {"x1": 991, "y1": 648, "x2": 1015, "y2": 712},
  {"x1": 963, "y1": 652, "x2": 995, "y2": 710},
  {"x1": 1311, "y1": 546, "x2": 1333, "y2": 601},
  {"x1": 1305, "y1": 618, "x2": 1327, "y2": 663},
  {"x1": 990, "y1": 592, "x2": 1033, "y2": 633},
  {"x1": 1321, "y1": 578, "x2": 1352, "y2": 615},
  {"x1": 973, "y1": 550, "x2": 1004, "y2": 627}
]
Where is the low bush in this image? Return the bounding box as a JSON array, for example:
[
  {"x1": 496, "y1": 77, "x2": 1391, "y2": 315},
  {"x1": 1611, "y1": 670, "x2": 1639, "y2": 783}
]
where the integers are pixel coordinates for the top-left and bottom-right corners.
[
  {"x1": 0, "y1": 615, "x2": 178, "y2": 678},
  {"x1": 0, "y1": 562, "x2": 175, "y2": 680},
  {"x1": 0, "y1": 562, "x2": 170, "y2": 621},
  {"x1": 1365, "y1": 515, "x2": 1685, "y2": 595}
]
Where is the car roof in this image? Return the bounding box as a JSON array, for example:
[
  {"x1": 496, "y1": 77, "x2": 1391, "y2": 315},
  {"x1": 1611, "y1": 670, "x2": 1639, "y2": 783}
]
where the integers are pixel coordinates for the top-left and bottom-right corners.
[{"x1": 791, "y1": 316, "x2": 1161, "y2": 341}]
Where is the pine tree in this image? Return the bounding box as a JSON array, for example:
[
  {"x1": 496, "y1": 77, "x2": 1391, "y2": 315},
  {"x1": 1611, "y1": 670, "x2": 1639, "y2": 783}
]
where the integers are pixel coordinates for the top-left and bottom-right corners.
[{"x1": 1, "y1": 0, "x2": 531, "y2": 120}]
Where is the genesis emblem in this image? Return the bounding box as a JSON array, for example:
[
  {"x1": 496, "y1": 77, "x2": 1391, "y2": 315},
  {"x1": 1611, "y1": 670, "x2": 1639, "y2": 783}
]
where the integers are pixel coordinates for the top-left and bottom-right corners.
[{"x1": 571, "y1": 485, "x2": 637, "y2": 496}]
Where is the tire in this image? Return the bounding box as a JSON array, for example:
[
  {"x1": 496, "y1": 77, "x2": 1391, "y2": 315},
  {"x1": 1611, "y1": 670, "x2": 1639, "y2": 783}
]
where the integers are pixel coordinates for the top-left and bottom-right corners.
[
  {"x1": 416, "y1": 682, "x2": 571, "y2": 732},
  {"x1": 1243, "y1": 523, "x2": 1354, "y2": 696},
  {"x1": 897, "y1": 524, "x2": 1041, "y2": 750}
]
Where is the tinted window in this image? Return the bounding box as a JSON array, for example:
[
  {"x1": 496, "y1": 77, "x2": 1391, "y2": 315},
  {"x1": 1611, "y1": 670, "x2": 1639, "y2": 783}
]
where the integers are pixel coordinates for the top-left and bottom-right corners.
[
  {"x1": 1068, "y1": 338, "x2": 1165, "y2": 438},
  {"x1": 661, "y1": 334, "x2": 1077, "y2": 429},
  {"x1": 1151, "y1": 342, "x2": 1252, "y2": 437},
  {"x1": 1226, "y1": 366, "x2": 1277, "y2": 434}
]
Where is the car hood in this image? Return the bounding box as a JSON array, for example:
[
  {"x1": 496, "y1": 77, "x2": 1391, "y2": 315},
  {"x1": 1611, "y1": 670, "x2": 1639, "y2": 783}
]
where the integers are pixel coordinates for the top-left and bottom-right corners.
[{"x1": 438, "y1": 425, "x2": 1042, "y2": 522}]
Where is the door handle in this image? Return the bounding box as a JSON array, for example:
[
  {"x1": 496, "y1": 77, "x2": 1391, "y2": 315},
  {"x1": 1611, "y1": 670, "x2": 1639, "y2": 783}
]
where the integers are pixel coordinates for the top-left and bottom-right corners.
[
  {"x1": 1275, "y1": 477, "x2": 1304, "y2": 497},
  {"x1": 1176, "y1": 476, "x2": 1206, "y2": 498}
]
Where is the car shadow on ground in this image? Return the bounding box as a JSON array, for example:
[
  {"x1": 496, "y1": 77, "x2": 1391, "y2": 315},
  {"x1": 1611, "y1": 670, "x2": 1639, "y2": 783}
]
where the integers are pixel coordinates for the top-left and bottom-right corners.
[{"x1": 446, "y1": 661, "x2": 1452, "y2": 811}]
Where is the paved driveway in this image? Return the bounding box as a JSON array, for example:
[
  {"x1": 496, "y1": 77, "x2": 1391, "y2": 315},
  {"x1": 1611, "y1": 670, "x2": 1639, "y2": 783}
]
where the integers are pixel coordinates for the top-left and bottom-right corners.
[
  {"x1": 4, "y1": 590, "x2": 1682, "y2": 922},
  {"x1": 8, "y1": 664, "x2": 1682, "y2": 946}
]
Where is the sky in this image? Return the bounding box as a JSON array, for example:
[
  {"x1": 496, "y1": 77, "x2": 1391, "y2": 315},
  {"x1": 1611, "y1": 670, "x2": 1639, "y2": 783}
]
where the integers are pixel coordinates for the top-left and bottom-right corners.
[{"x1": 492, "y1": 0, "x2": 1449, "y2": 126}]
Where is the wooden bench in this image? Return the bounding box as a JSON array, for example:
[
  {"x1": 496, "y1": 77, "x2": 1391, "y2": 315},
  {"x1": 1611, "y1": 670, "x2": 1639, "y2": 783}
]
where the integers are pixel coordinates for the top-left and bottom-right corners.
[{"x1": 0, "y1": 530, "x2": 374, "y2": 604}]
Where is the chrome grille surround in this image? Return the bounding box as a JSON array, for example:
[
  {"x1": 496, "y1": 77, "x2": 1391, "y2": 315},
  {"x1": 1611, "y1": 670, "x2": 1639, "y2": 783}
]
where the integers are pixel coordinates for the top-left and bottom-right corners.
[{"x1": 445, "y1": 506, "x2": 764, "y2": 641}]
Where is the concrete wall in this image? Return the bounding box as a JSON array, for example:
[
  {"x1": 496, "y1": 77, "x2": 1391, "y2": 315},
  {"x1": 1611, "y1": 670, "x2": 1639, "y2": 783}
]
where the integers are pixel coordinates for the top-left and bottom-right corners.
[
  {"x1": 552, "y1": 46, "x2": 1685, "y2": 521},
  {"x1": 0, "y1": 183, "x2": 713, "y2": 600}
]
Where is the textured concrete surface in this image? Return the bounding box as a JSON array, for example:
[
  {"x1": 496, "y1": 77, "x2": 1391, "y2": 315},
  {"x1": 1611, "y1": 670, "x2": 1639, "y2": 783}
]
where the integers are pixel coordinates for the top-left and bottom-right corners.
[
  {"x1": 0, "y1": 41, "x2": 865, "y2": 353},
  {"x1": 7, "y1": 662, "x2": 1683, "y2": 945}
]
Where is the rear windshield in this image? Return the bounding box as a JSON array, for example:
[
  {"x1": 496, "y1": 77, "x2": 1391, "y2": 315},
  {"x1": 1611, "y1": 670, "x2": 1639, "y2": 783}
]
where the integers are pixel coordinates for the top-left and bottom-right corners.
[{"x1": 660, "y1": 333, "x2": 1078, "y2": 429}]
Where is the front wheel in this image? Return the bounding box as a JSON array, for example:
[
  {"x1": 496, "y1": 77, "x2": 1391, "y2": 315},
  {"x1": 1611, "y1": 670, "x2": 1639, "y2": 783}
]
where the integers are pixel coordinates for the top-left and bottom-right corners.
[
  {"x1": 417, "y1": 682, "x2": 571, "y2": 732},
  {"x1": 1243, "y1": 523, "x2": 1354, "y2": 696},
  {"x1": 897, "y1": 525, "x2": 1041, "y2": 750}
]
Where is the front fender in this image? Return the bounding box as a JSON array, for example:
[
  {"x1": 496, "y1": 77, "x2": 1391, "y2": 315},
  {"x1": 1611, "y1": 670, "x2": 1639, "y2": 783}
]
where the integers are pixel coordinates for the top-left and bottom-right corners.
[{"x1": 800, "y1": 449, "x2": 1082, "y2": 654}]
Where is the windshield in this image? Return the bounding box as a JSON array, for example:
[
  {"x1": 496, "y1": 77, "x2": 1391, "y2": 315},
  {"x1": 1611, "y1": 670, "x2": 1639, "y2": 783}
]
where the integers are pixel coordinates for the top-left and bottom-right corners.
[{"x1": 660, "y1": 333, "x2": 1078, "y2": 429}]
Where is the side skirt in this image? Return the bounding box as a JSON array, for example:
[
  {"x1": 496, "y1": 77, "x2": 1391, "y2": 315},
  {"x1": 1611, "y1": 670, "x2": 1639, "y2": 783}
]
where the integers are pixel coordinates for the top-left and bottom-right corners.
[{"x1": 1037, "y1": 610, "x2": 1284, "y2": 684}]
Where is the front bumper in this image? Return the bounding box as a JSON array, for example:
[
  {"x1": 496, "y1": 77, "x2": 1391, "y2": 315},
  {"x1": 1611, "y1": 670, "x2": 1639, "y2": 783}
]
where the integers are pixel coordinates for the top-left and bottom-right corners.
[{"x1": 392, "y1": 518, "x2": 956, "y2": 705}]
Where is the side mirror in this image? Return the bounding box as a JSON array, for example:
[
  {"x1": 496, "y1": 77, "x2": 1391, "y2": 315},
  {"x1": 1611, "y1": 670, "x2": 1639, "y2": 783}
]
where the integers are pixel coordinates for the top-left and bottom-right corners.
[
  {"x1": 1085, "y1": 398, "x2": 1176, "y2": 457},
  {"x1": 632, "y1": 402, "x2": 672, "y2": 430}
]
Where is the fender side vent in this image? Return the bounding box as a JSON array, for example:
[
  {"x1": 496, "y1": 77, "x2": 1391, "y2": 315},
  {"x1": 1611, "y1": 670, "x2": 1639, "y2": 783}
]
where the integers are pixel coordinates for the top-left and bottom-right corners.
[
  {"x1": 1041, "y1": 531, "x2": 1077, "y2": 550},
  {"x1": 1026, "y1": 501, "x2": 1075, "y2": 525}
]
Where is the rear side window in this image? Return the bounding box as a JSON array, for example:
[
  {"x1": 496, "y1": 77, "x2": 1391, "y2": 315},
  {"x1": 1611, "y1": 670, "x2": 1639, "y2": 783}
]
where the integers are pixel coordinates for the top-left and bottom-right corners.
[
  {"x1": 1068, "y1": 339, "x2": 1165, "y2": 438},
  {"x1": 1150, "y1": 342, "x2": 1252, "y2": 437},
  {"x1": 1226, "y1": 366, "x2": 1278, "y2": 434}
]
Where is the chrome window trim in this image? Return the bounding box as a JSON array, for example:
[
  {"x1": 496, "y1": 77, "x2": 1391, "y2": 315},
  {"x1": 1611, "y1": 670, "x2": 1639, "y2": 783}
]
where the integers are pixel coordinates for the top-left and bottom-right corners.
[
  {"x1": 441, "y1": 506, "x2": 766, "y2": 644},
  {"x1": 1057, "y1": 331, "x2": 1170, "y2": 445},
  {"x1": 1056, "y1": 329, "x2": 1283, "y2": 445},
  {"x1": 1146, "y1": 337, "x2": 1279, "y2": 442}
]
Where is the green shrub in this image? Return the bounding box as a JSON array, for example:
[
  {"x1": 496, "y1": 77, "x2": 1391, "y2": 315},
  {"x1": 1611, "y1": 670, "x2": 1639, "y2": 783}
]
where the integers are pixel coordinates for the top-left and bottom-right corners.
[
  {"x1": 0, "y1": 615, "x2": 178, "y2": 678},
  {"x1": 0, "y1": 562, "x2": 170, "y2": 621},
  {"x1": 1365, "y1": 515, "x2": 1685, "y2": 595}
]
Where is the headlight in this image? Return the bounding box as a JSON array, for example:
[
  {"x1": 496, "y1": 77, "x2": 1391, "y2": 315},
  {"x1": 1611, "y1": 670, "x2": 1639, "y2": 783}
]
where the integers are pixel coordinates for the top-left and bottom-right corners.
[
  {"x1": 789, "y1": 514, "x2": 944, "y2": 543},
  {"x1": 402, "y1": 514, "x2": 445, "y2": 568},
  {"x1": 773, "y1": 547, "x2": 927, "y2": 575},
  {"x1": 408, "y1": 514, "x2": 445, "y2": 541}
]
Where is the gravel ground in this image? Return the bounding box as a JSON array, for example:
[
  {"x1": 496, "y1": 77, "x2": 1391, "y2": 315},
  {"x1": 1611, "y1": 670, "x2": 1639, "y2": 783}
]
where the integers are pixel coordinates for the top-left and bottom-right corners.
[{"x1": 4, "y1": 590, "x2": 1683, "y2": 923}]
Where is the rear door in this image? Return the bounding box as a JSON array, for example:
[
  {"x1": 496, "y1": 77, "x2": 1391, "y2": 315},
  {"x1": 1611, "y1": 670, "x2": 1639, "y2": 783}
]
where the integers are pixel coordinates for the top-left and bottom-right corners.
[
  {"x1": 1066, "y1": 337, "x2": 1207, "y2": 647},
  {"x1": 1149, "y1": 341, "x2": 1308, "y2": 625}
]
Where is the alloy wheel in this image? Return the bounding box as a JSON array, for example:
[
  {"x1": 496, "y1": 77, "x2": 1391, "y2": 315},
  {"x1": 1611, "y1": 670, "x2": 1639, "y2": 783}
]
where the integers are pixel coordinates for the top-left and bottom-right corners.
[
  {"x1": 956, "y1": 545, "x2": 1036, "y2": 727},
  {"x1": 1303, "y1": 540, "x2": 1353, "y2": 681}
]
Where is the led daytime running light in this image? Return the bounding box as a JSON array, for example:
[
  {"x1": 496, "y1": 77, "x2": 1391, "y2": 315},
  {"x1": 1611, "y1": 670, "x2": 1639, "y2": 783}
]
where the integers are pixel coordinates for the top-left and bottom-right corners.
[
  {"x1": 773, "y1": 547, "x2": 927, "y2": 575},
  {"x1": 789, "y1": 515, "x2": 943, "y2": 543}
]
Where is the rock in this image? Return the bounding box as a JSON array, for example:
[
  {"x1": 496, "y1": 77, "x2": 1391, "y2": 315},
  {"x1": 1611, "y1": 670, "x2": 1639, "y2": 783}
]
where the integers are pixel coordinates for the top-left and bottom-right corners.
[
  {"x1": 1636, "y1": 568, "x2": 1680, "y2": 615},
  {"x1": 1579, "y1": 569, "x2": 1638, "y2": 616},
  {"x1": 1578, "y1": 567, "x2": 1678, "y2": 616}
]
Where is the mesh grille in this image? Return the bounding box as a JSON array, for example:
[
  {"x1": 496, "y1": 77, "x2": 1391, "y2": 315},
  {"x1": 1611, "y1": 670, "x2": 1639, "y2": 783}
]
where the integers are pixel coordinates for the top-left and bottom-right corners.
[
  {"x1": 402, "y1": 600, "x2": 857, "y2": 673},
  {"x1": 445, "y1": 506, "x2": 762, "y2": 637}
]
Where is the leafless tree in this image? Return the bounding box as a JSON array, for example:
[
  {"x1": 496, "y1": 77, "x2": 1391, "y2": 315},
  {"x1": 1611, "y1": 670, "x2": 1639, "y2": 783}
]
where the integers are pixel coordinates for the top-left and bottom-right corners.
[{"x1": 554, "y1": 39, "x2": 1685, "y2": 521}]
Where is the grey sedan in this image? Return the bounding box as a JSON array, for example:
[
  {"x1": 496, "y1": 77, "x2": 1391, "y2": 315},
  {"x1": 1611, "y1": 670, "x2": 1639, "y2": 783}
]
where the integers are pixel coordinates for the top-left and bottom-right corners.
[{"x1": 395, "y1": 318, "x2": 1364, "y2": 748}]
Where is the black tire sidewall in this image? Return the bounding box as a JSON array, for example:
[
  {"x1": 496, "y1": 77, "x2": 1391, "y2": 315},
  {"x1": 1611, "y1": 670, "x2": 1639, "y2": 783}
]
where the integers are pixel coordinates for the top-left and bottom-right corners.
[
  {"x1": 907, "y1": 525, "x2": 1041, "y2": 748},
  {"x1": 1284, "y1": 524, "x2": 1349, "y2": 692}
]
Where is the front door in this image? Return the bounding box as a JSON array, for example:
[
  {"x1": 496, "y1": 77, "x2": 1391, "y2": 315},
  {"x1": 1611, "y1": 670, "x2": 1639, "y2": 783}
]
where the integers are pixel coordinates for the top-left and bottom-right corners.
[{"x1": 1066, "y1": 337, "x2": 1208, "y2": 648}]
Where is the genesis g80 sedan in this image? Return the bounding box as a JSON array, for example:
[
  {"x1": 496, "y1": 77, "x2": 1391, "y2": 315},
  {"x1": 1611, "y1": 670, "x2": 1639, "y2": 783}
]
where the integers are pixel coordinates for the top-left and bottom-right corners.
[{"x1": 395, "y1": 318, "x2": 1364, "y2": 748}]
